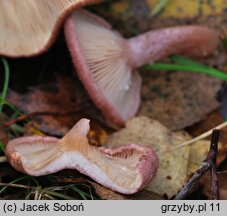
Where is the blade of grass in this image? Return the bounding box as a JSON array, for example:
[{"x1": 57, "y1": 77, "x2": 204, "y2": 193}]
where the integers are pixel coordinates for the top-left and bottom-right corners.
[
  {"x1": 71, "y1": 186, "x2": 87, "y2": 200},
  {"x1": 9, "y1": 123, "x2": 24, "y2": 135},
  {"x1": 29, "y1": 176, "x2": 40, "y2": 187},
  {"x1": 144, "y1": 63, "x2": 227, "y2": 81},
  {"x1": 41, "y1": 188, "x2": 75, "y2": 200},
  {"x1": 71, "y1": 185, "x2": 94, "y2": 200},
  {"x1": 0, "y1": 175, "x2": 29, "y2": 194},
  {"x1": 0, "y1": 98, "x2": 22, "y2": 117},
  {"x1": 171, "y1": 55, "x2": 226, "y2": 77},
  {"x1": 0, "y1": 58, "x2": 10, "y2": 112},
  {"x1": 150, "y1": 0, "x2": 168, "y2": 16},
  {"x1": 170, "y1": 55, "x2": 209, "y2": 68},
  {"x1": 0, "y1": 141, "x2": 5, "y2": 153}
]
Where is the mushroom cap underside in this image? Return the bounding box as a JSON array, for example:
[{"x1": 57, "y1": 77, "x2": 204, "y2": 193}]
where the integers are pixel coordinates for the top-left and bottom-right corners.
[
  {"x1": 64, "y1": 11, "x2": 141, "y2": 126},
  {"x1": 6, "y1": 119, "x2": 159, "y2": 194},
  {"x1": 0, "y1": 0, "x2": 102, "y2": 57}
]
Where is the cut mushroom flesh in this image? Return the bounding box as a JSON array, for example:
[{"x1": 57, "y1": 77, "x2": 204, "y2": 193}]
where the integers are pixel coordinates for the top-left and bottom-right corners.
[{"x1": 6, "y1": 119, "x2": 159, "y2": 194}]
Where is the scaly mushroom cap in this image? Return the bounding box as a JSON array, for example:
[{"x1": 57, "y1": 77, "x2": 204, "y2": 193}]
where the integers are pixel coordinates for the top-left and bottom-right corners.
[
  {"x1": 64, "y1": 10, "x2": 219, "y2": 127},
  {"x1": 64, "y1": 10, "x2": 141, "y2": 126},
  {"x1": 6, "y1": 119, "x2": 159, "y2": 194},
  {"x1": 0, "y1": 0, "x2": 102, "y2": 57}
]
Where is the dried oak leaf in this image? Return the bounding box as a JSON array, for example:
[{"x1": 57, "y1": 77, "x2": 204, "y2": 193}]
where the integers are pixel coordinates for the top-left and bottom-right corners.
[
  {"x1": 138, "y1": 72, "x2": 221, "y2": 130},
  {"x1": 7, "y1": 74, "x2": 109, "y2": 139},
  {"x1": 106, "y1": 116, "x2": 210, "y2": 198}
]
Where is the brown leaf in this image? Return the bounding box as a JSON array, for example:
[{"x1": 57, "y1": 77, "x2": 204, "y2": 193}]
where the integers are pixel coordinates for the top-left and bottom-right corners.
[
  {"x1": 186, "y1": 111, "x2": 227, "y2": 166},
  {"x1": 7, "y1": 74, "x2": 110, "y2": 139},
  {"x1": 90, "y1": 182, "x2": 127, "y2": 200},
  {"x1": 91, "y1": 182, "x2": 163, "y2": 200},
  {"x1": 0, "y1": 114, "x2": 9, "y2": 146},
  {"x1": 139, "y1": 72, "x2": 221, "y2": 130},
  {"x1": 187, "y1": 112, "x2": 224, "y2": 136},
  {"x1": 203, "y1": 172, "x2": 227, "y2": 200}
]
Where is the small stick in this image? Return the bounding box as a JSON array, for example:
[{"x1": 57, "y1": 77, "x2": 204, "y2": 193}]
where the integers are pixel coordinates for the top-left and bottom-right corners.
[
  {"x1": 174, "y1": 129, "x2": 220, "y2": 200},
  {"x1": 208, "y1": 130, "x2": 220, "y2": 200}
]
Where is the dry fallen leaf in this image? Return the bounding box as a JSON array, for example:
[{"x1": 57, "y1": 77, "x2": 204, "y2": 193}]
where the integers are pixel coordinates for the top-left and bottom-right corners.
[
  {"x1": 138, "y1": 72, "x2": 221, "y2": 130},
  {"x1": 0, "y1": 114, "x2": 9, "y2": 146},
  {"x1": 7, "y1": 74, "x2": 111, "y2": 141},
  {"x1": 203, "y1": 172, "x2": 227, "y2": 200},
  {"x1": 106, "y1": 116, "x2": 210, "y2": 198},
  {"x1": 91, "y1": 182, "x2": 163, "y2": 200}
]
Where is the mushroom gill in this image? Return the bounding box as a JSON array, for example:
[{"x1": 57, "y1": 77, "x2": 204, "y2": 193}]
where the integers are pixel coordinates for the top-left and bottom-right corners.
[
  {"x1": 0, "y1": 0, "x2": 102, "y2": 57},
  {"x1": 65, "y1": 11, "x2": 141, "y2": 126},
  {"x1": 6, "y1": 119, "x2": 159, "y2": 194}
]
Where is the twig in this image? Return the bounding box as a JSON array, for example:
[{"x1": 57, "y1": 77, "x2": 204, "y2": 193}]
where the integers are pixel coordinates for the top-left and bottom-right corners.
[
  {"x1": 174, "y1": 129, "x2": 220, "y2": 200},
  {"x1": 208, "y1": 130, "x2": 220, "y2": 200}
]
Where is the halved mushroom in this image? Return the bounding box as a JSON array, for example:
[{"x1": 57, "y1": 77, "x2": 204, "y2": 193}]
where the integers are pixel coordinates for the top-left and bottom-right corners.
[
  {"x1": 5, "y1": 118, "x2": 159, "y2": 194},
  {"x1": 0, "y1": 0, "x2": 102, "y2": 57},
  {"x1": 64, "y1": 10, "x2": 219, "y2": 126}
]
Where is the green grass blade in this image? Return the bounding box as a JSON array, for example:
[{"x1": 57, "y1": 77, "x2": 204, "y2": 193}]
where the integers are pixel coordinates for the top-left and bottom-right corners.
[
  {"x1": 150, "y1": 0, "x2": 168, "y2": 16},
  {"x1": 29, "y1": 177, "x2": 40, "y2": 187},
  {"x1": 0, "y1": 175, "x2": 29, "y2": 194},
  {"x1": 71, "y1": 186, "x2": 88, "y2": 200},
  {"x1": 0, "y1": 58, "x2": 10, "y2": 112},
  {"x1": 170, "y1": 55, "x2": 227, "y2": 75},
  {"x1": 144, "y1": 62, "x2": 227, "y2": 81},
  {"x1": 0, "y1": 141, "x2": 4, "y2": 153},
  {"x1": 170, "y1": 55, "x2": 208, "y2": 68}
]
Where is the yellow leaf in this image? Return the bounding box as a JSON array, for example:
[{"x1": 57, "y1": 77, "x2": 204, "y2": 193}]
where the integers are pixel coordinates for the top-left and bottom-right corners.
[
  {"x1": 147, "y1": 0, "x2": 225, "y2": 18},
  {"x1": 106, "y1": 116, "x2": 209, "y2": 198}
]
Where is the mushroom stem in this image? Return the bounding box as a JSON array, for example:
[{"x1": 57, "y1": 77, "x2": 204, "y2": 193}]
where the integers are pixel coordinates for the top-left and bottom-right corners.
[{"x1": 128, "y1": 26, "x2": 219, "y2": 68}]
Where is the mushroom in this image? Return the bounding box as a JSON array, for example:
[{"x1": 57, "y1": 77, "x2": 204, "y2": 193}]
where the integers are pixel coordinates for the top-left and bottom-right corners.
[
  {"x1": 5, "y1": 118, "x2": 159, "y2": 194},
  {"x1": 64, "y1": 10, "x2": 219, "y2": 126},
  {"x1": 0, "y1": 0, "x2": 102, "y2": 57}
]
